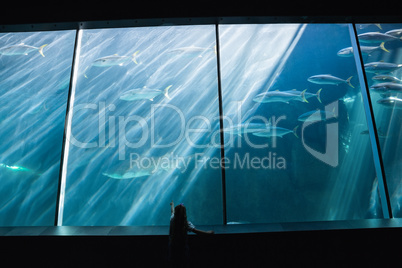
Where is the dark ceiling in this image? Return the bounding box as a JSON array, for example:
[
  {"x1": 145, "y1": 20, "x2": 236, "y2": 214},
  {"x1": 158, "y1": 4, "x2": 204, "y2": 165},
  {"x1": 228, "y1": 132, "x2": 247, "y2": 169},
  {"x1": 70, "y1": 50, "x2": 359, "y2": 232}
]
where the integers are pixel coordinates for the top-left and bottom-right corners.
[{"x1": 2, "y1": 1, "x2": 401, "y2": 26}]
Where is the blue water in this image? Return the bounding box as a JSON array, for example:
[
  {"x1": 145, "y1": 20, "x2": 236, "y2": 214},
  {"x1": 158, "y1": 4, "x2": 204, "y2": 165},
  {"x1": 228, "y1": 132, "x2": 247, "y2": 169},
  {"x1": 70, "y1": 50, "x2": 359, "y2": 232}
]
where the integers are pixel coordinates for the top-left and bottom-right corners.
[
  {"x1": 220, "y1": 24, "x2": 381, "y2": 223},
  {"x1": 0, "y1": 30, "x2": 76, "y2": 225},
  {"x1": 355, "y1": 24, "x2": 402, "y2": 218},
  {"x1": 63, "y1": 26, "x2": 223, "y2": 226},
  {"x1": 1, "y1": 23, "x2": 401, "y2": 226}
]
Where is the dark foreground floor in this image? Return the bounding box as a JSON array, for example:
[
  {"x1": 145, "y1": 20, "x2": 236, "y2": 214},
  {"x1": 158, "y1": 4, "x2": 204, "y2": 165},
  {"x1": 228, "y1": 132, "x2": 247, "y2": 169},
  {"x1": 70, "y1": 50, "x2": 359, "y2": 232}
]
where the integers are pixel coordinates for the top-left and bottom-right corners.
[{"x1": 1, "y1": 223, "x2": 401, "y2": 267}]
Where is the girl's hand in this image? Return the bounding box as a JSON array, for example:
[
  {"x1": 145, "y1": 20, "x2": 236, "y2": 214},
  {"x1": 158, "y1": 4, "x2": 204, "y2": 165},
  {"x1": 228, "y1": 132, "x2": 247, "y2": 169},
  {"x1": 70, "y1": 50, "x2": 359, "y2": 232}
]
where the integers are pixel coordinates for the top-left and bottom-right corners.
[{"x1": 170, "y1": 201, "x2": 174, "y2": 213}]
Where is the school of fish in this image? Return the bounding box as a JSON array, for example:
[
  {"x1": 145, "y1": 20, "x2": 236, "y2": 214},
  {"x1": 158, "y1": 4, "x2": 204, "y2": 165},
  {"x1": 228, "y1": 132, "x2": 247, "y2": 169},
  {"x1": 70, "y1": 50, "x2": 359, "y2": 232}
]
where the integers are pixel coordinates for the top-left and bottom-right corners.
[{"x1": 1, "y1": 24, "x2": 401, "y2": 178}]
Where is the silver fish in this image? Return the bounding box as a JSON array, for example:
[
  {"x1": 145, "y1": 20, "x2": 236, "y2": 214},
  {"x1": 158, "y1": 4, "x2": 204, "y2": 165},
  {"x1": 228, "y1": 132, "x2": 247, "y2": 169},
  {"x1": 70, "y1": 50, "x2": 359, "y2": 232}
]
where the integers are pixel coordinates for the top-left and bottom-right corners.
[
  {"x1": 102, "y1": 154, "x2": 179, "y2": 179},
  {"x1": 308, "y1": 74, "x2": 354, "y2": 88},
  {"x1": 364, "y1": 62, "x2": 402, "y2": 73},
  {"x1": 385, "y1": 29, "x2": 402, "y2": 38},
  {"x1": 370, "y1": 82, "x2": 402, "y2": 93},
  {"x1": 120, "y1": 85, "x2": 172, "y2": 101},
  {"x1": 253, "y1": 89, "x2": 321, "y2": 104},
  {"x1": 92, "y1": 52, "x2": 139, "y2": 67},
  {"x1": 337, "y1": 42, "x2": 389, "y2": 57},
  {"x1": 84, "y1": 51, "x2": 139, "y2": 78},
  {"x1": 358, "y1": 32, "x2": 400, "y2": 43},
  {"x1": 377, "y1": 97, "x2": 402, "y2": 110},
  {"x1": 167, "y1": 46, "x2": 212, "y2": 58},
  {"x1": 298, "y1": 110, "x2": 337, "y2": 122},
  {"x1": 358, "y1": 24, "x2": 382, "y2": 30},
  {"x1": 252, "y1": 126, "x2": 298, "y2": 138},
  {"x1": 102, "y1": 169, "x2": 154, "y2": 179},
  {"x1": 0, "y1": 43, "x2": 48, "y2": 57},
  {"x1": 372, "y1": 75, "x2": 402, "y2": 83},
  {"x1": 224, "y1": 122, "x2": 271, "y2": 136}
]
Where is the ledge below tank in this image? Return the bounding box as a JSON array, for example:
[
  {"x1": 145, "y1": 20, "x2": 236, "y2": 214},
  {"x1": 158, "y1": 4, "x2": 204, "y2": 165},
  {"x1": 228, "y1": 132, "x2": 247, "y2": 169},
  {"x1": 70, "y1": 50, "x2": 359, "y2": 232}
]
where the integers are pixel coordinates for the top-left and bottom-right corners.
[{"x1": 1, "y1": 219, "x2": 401, "y2": 267}]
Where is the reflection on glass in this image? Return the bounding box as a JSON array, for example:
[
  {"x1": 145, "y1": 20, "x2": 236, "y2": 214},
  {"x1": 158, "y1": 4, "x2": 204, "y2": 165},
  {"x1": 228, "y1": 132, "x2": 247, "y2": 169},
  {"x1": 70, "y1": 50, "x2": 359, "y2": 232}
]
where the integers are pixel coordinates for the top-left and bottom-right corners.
[
  {"x1": 220, "y1": 24, "x2": 383, "y2": 224},
  {"x1": 356, "y1": 23, "x2": 402, "y2": 218},
  {"x1": 62, "y1": 26, "x2": 222, "y2": 226},
  {"x1": 0, "y1": 30, "x2": 76, "y2": 226}
]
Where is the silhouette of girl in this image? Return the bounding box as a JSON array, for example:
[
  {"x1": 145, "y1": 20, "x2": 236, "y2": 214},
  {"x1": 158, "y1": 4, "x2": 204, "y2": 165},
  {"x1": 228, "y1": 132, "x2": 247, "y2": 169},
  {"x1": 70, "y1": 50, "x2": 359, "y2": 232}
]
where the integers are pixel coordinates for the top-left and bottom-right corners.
[{"x1": 168, "y1": 202, "x2": 214, "y2": 267}]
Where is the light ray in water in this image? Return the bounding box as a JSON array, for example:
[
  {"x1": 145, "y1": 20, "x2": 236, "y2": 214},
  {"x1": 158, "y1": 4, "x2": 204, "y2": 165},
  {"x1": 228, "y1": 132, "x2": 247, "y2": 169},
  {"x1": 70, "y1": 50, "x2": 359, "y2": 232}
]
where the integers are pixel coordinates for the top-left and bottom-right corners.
[
  {"x1": 0, "y1": 163, "x2": 42, "y2": 176},
  {"x1": 0, "y1": 163, "x2": 33, "y2": 172}
]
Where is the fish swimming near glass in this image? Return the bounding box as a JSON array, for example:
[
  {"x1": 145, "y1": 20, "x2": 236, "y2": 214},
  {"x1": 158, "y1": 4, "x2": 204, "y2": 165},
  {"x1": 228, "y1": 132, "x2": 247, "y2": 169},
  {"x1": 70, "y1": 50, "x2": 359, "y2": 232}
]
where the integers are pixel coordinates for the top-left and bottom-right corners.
[
  {"x1": 28, "y1": 101, "x2": 48, "y2": 114},
  {"x1": 224, "y1": 122, "x2": 272, "y2": 137},
  {"x1": 102, "y1": 154, "x2": 179, "y2": 179},
  {"x1": 377, "y1": 97, "x2": 402, "y2": 110},
  {"x1": 385, "y1": 29, "x2": 402, "y2": 38},
  {"x1": 92, "y1": 52, "x2": 139, "y2": 67},
  {"x1": 167, "y1": 46, "x2": 215, "y2": 58},
  {"x1": 307, "y1": 74, "x2": 354, "y2": 88},
  {"x1": 0, "y1": 163, "x2": 39, "y2": 175},
  {"x1": 253, "y1": 89, "x2": 322, "y2": 104},
  {"x1": 337, "y1": 42, "x2": 389, "y2": 57},
  {"x1": 102, "y1": 162, "x2": 160, "y2": 179},
  {"x1": 102, "y1": 170, "x2": 154, "y2": 179},
  {"x1": 370, "y1": 82, "x2": 402, "y2": 94},
  {"x1": 252, "y1": 126, "x2": 299, "y2": 138},
  {"x1": 358, "y1": 32, "x2": 401, "y2": 43},
  {"x1": 360, "y1": 128, "x2": 387, "y2": 138},
  {"x1": 119, "y1": 85, "x2": 172, "y2": 101},
  {"x1": 0, "y1": 43, "x2": 48, "y2": 57},
  {"x1": 372, "y1": 75, "x2": 402, "y2": 83},
  {"x1": 298, "y1": 109, "x2": 337, "y2": 122},
  {"x1": 84, "y1": 51, "x2": 139, "y2": 78},
  {"x1": 358, "y1": 24, "x2": 382, "y2": 30},
  {"x1": 364, "y1": 62, "x2": 402, "y2": 73}
]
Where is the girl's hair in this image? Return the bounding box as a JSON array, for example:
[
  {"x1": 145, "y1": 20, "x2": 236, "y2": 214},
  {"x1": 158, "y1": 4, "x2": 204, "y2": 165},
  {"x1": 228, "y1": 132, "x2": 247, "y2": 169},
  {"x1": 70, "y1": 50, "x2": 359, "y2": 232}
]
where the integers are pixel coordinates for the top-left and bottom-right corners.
[{"x1": 172, "y1": 204, "x2": 188, "y2": 245}]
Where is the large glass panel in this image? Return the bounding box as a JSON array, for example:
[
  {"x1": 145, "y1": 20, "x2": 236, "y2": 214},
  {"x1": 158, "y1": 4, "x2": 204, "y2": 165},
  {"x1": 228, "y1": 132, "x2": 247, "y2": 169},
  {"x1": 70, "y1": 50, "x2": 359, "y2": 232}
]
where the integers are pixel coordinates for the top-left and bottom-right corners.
[
  {"x1": 356, "y1": 23, "x2": 402, "y2": 218},
  {"x1": 0, "y1": 30, "x2": 76, "y2": 226},
  {"x1": 220, "y1": 24, "x2": 383, "y2": 224},
  {"x1": 62, "y1": 26, "x2": 222, "y2": 226}
]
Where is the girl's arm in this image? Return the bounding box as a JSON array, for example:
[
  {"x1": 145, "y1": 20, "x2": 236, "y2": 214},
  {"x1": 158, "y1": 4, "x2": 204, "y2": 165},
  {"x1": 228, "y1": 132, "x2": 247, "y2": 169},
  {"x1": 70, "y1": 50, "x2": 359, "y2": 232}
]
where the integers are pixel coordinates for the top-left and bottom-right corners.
[
  {"x1": 192, "y1": 228, "x2": 214, "y2": 235},
  {"x1": 187, "y1": 221, "x2": 214, "y2": 235}
]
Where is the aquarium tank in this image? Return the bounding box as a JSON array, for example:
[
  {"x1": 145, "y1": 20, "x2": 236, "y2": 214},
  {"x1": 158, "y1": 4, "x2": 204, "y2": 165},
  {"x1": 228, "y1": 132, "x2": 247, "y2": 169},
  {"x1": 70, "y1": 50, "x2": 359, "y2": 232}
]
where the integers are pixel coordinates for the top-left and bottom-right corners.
[{"x1": 0, "y1": 21, "x2": 401, "y2": 227}]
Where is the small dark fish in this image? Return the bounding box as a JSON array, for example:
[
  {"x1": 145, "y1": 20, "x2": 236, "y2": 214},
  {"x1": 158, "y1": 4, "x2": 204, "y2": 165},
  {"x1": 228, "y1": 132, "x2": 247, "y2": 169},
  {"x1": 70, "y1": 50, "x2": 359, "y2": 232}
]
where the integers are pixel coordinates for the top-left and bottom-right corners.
[{"x1": 360, "y1": 128, "x2": 387, "y2": 138}]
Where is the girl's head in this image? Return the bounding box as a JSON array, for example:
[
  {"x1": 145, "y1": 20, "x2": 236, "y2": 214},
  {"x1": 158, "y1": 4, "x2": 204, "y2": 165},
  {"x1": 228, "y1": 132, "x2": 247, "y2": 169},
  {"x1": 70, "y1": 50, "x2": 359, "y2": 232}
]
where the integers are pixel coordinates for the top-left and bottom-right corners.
[
  {"x1": 174, "y1": 203, "x2": 187, "y2": 222},
  {"x1": 173, "y1": 203, "x2": 188, "y2": 239}
]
